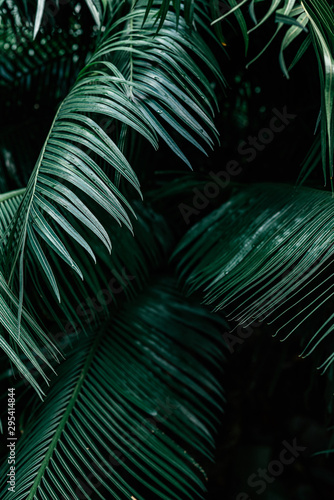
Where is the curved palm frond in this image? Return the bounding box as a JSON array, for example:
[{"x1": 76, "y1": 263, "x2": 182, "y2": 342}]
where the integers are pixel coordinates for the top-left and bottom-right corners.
[
  {"x1": 88, "y1": 11, "x2": 222, "y2": 169},
  {"x1": 1, "y1": 3, "x2": 222, "y2": 334},
  {"x1": 302, "y1": 0, "x2": 334, "y2": 184},
  {"x1": 24, "y1": 201, "x2": 174, "y2": 341},
  {"x1": 0, "y1": 189, "x2": 59, "y2": 397},
  {"x1": 0, "y1": 187, "x2": 172, "y2": 394},
  {"x1": 174, "y1": 183, "x2": 334, "y2": 372},
  {"x1": 0, "y1": 187, "x2": 173, "y2": 393},
  {"x1": 0, "y1": 278, "x2": 226, "y2": 500},
  {"x1": 212, "y1": 0, "x2": 334, "y2": 184}
]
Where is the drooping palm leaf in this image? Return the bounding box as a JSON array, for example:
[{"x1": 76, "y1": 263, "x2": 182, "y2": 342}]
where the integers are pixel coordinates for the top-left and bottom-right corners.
[
  {"x1": 90, "y1": 6, "x2": 223, "y2": 167},
  {"x1": 0, "y1": 189, "x2": 59, "y2": 397},
  {"x1": 0, "y1": 278, "x2": 226, "y2": 500},
  {"x1": 174, "y1": 183, "x2": 334, "y2": 371},
  {"x1": 1, "y1": 3, "x2": 222, "y2": 336},
  {"x1": 0, "y1": 189, "x2": 173, "y2": 392},
  {"x1": 22, "y1": 201, "x2": 173, "y2": 344},
  {"x1": 212, "y1": 0, "x2": 334, "y2": 184},
  {"x1": 302, "y1": 0, "x2": 334, "y2": 184}
]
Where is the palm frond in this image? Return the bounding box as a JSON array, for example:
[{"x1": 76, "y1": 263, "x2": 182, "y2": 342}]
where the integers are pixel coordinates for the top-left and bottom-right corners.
[
  {"x1": 0, "y1": 278, "x2": 226, "y2": 500},
  {"x1": 1, "y1": 4, "x2": 222, "y2": 337},
  {"x1": 24, "y1": 201, "x2": 174, "y2": 341},
  {"x1": 0, "y1": 184, "x2": 172, "y2": 393},
  {"x1": 0, "y1": 189, "x2": 59, "y2": 397},
  {"x1": 174, "y1": 183, "x2": 334, "y2": 372},
  {"x1": 302, "y1": 0, "x2": 334, "y2": 184},
  {"x1": 212, "y1": 0, "x2": 334, "y2": 184}
]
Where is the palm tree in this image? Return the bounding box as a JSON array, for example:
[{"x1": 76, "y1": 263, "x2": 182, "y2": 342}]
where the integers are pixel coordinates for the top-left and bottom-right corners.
[{"x1": 0, "y1": 0, "x2": 333, "y2": 498}]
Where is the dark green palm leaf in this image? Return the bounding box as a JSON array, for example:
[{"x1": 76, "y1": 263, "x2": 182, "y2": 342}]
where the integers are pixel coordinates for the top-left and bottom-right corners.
[
  {"x1": 1, "y1": 4, "x2": 222, "y2": 338},
  {"x1": 23, "y1": 202, "x2": 173, "y2": 339},
  {"x1": 174, "y1": 183, "x2": 334, "y2": 372},
  {"x1": 0, "y1": 189, "x2": 58, "y2": 397},
  {"x1": 212, "y1": 0, "x2": 334, "y2": 184},
  {"x1": 0, "y1": 278, "x2": 226, "y2": 500},
  {"x1": 302, "y1": 0, "x2": 334, "y2": 184},
  {"x1": 0, "y1": 190, "x2": 172, "y2": 393}
]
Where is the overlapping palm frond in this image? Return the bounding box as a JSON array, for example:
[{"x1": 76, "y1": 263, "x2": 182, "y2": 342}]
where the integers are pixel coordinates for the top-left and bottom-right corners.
[
  {"x1": 0, "y1": 185, "x2": 173, "y2": 393},
  {"x1": 174, "y1": 183, "x2": 334, "y2": 371},
  {"x1": 212, "y1": 0, "x2": 334, "y2": 184},
  {"x1": 0, "y1": 278, "x2": 226, "y2": 500},
  {"x1": 25, "y1": 202, "x2": 173, "y2": 339},
  {"x1": 1, "y1": 2, "x2": 222, "y2": 337},
  {"x1": 0, "y1": 189, "x2": 59, "y2": 397},
  {"x1": 0, "y1": 275, "x2": 57, "y2": 398}
]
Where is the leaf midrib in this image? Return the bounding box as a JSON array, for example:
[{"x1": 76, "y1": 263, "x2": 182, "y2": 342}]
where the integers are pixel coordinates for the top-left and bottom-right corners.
[
  {"x1": 7, "y1": 103, "x2": 63, "y2": 285},
  {"x1": 27, "y1": 329, "x2": 104, "y2": 499}
]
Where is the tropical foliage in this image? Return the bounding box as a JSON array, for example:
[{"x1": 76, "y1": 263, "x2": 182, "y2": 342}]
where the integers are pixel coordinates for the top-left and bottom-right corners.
[{"x1": 0, "y1": 0, "x2": 334, "y2": 498}]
